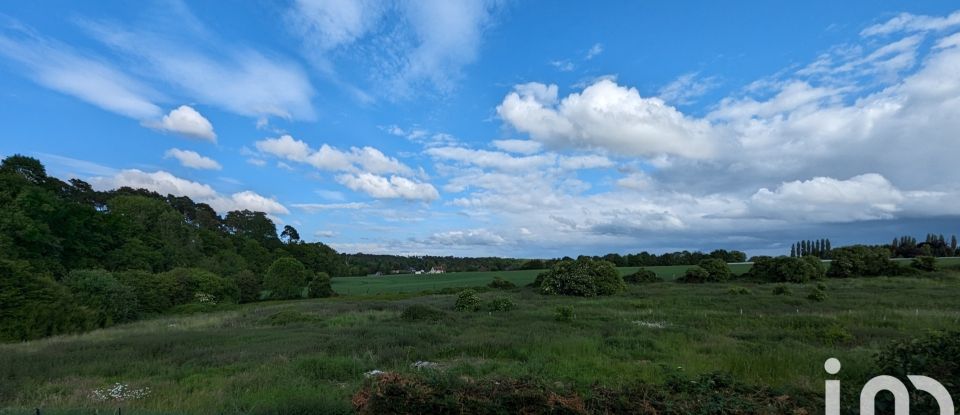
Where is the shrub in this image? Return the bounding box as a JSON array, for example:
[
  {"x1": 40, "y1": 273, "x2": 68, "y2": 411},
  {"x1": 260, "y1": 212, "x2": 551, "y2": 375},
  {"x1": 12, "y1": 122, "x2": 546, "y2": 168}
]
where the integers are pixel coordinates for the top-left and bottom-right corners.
[
  {"x1": 826, "y1": 245, "x2": 897, "y2": 278},
  {"x1": 454, "y1": 289, "x2": 482, "y2": 312},
  {"x1": 623, "y1": 268, "x2": 662, "y2": 284},
  {"x1": 875, "y1": 330, "x2": 960, "y2": 413},
  {"x1": 64, "y1": 269, "x2": 139, "y2": 326},
  {"x1": 0, "y1": 260, "x2": 96, "y2": 341},
  {"x1": 807, "y1": 288, "x2": 827, "y2": 302},
  {"x1": 772, "y1": 285, "x2": 791, "y2": 295},
  {"x1": 748, "y1": 256, "x2": 823, "y2": 283},
  {"x1": 676, "y1": 266, "x2": 710, "y2": 283},
  {"x1": 231, "y1": 270, "x2": 261, "y2": 303},
  {"x1": 554, "y1": 306, "x2": 574, "y2": 322},
  {"x1": 487, "y1": 277, "x2": 517, "y2": 289},
  {"x1": 114, "y1": 270, "x2": 183, "y2": 313},
  {"x1": 307, "y1": 272, "x2": 335, "y2": 298},
  {"x1": 487, "y1": 297, "x2": 516, "y2": 312},
  {"x1": 401, "y1": 304, "x2": 446, "y2": 322},
  {"x1": 727, "y1": 287, "x2": 751, "y2": 295},
  {"x1": 162, "y1": 267, "x2": 239, "y2": 305},
  {"x1": 697, "y1": 259, "x2": 732, "y2": 282},
  {"x1": 537, "y1": 258, "x2": 625, "y2": 296},
  {"x1": 910, "y1": 256, "x2": 938, "y2": 272},
  {"x1": 264, "y1": 258, "x2": 310, "y2": 300}
]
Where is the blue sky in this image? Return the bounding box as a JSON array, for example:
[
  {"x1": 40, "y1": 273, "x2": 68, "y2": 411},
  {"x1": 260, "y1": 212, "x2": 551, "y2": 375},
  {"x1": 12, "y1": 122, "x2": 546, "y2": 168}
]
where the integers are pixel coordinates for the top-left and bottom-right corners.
[{"x1": 2, "y1": 1, "x2": 960, "y2": 258}]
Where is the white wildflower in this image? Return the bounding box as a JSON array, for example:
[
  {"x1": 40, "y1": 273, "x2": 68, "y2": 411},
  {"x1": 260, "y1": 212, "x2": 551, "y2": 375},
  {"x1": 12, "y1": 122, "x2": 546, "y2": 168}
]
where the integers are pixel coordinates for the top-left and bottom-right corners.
[
  {"x1": 632, "y1": 320, "x2": 668, "y2": 329},
  {"x1": 90, "y1": 383, "x2": 151, "y2": 402},
  {"x1": 411, "y1": 361, "x2": 438, "y2": 370},
  {"x1": 364, "y1": 370, "x2": 386, "y2": 378}
]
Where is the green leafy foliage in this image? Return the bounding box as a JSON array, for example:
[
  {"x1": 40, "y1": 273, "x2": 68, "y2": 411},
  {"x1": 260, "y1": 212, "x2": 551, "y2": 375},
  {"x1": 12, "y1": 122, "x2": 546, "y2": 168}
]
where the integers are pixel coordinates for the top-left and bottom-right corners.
[
  {"x1": 747, "y1": 256, "x2": 824, "y2": 283},
  {"x1": 727, "y1": 287, "x2": 751, "y2": 295},
  {"x1": 772, "y1": 285, "x2": 791, "y2": 295},
  {"x1": 537, "y1": 258, "x2": 625, "y2": 296},
  {"x1": 307, "y1": 271, "x2": 335, "y2": 298},
  {"x1": 697, "y1": 258, "x2": 732, "y2": 282},
  {"x1": 0, "y1": 155, "x2": 349, "y2": 340},
  {"x1": 875, "y1": 330, "x2": 960, "y2": 414},
  {"x1": 676, "y1": 266, "x2": 711, "y2": 283},
  {"x1": 63, "y1": 269, "x2": 139, "y2": 326},
  {"x1": 231, "y1": 270, "x2": 262, "y2": 303},
  {"x1": 807, "y1": 288, "x2": 827, "y2": 302},
  {"x1": 623, "y1": 268, "x2": 662, "y2": 284},
  {"x1": 487, "y1": 277, "x2": 517, "y2": 289},
  {"x1": 827, "y1": 245, "x2": 898, "y2": 278},
  {"x1": 454, "y1": 289, "x2": 482, "y2": 312},
  {"x1": 265, "y1": 258, "x2": 310, "y2": 300},
  {"x1": 487, "y1": 297, "x2": 516, "y2": 312},
  {"x1": 910, "y1": 255, "x2": 938, "y2": 272},
  {"x1": 0, "y1": 260, "x2": 95, "y2": 341},
  {"x1": 554, "y1": 306, "x2": 574, "y2": 322}
]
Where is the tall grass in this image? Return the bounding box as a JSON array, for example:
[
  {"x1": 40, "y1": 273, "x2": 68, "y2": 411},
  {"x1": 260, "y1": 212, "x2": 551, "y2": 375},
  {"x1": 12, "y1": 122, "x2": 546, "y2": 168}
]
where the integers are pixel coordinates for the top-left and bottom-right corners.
[{"x1": 2, "y1": 271, "x2": 959, "y2": 413}]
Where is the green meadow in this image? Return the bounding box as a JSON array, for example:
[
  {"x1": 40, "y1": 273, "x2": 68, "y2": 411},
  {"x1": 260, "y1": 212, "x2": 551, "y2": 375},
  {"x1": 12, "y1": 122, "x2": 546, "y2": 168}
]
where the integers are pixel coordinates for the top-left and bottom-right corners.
[{"x1": 3, "y1": 264, "x2": 960, "y2": 414}]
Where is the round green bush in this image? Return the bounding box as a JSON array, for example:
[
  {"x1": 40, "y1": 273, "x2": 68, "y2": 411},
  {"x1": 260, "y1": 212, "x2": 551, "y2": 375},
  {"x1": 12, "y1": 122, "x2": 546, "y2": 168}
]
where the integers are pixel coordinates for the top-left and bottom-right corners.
[
  {"x1": 747, "y1": 256, "x2": 823, "y2": 283},
  {"x1": 554, "y1": 306, "x2": 574, "y2": 322},
  {"x1": 910, "y1": 256, "x2": 938, "y2": 272},
  {"x1": 264, "y1": 258, "x2": 310, "y2": 300},
  {"x1": 826, "y1": 245, "x2": 897, "y2": 278},
  {"x1": 487, "y1": 277, "x2": 517, "y2": 289},
  {"x1": 807, "y1": 288, "x2": 827, "y2": 302},
  {"x1": 676, "y1": 266, "x2": 710, "y2": 283},
  {"x1": 454, "y1": 289, "x2": 482, "y2": 311},
  {"x1": 537, "y1": 259, "x2": 625, "y2": 296},
  {"x1": 307, "y1": 272, "x2": 335, "y2": 298},
  {"x1": 697, "y1": 259, "x2": 732, "y2": 282},
  {"x1": 487, "y1": 297, "x2": 516, "y2": 312},
  {"x1": 624, "y1": 268, "x2": 662, "y2": 284}
]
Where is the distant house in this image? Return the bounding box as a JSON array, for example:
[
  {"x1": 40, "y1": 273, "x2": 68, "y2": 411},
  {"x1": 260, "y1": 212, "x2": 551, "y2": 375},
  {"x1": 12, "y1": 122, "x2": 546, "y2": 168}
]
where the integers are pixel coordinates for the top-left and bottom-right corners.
[
  {"x1": 427, "y1": 265, "x2": 445, "y2": 274},
  {"x1": 414, "y1": 269, "x2": 424, "y2": 275}
]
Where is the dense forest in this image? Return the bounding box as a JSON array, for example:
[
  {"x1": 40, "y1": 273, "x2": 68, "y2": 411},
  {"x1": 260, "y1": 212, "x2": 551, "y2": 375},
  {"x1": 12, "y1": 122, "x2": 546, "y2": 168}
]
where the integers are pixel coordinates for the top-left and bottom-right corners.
[{"x1": 0, "y1": 155, "x2": 344, "y2": 341}]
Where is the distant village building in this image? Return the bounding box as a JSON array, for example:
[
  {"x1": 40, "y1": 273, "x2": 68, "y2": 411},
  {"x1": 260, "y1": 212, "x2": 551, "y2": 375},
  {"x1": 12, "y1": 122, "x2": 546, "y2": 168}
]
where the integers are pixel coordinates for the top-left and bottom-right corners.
[{"x1": 427, "y1": 265, "x2": 445, "y2": 274}]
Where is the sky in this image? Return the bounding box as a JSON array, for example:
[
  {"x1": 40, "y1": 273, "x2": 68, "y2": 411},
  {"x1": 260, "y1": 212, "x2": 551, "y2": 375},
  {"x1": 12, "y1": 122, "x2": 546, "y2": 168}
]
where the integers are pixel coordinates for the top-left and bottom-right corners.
[{"x1": 2, "y1": 1, "x2": 960, "y2": 258}]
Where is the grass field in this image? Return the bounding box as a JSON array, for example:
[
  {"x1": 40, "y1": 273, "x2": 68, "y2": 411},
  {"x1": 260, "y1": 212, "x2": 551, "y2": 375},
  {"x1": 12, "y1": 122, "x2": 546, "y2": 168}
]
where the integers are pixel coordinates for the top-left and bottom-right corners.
[
  {"x1": 2, "y1": 265, "x2": 960, "y2": 414},
  {"x1": 331, "y1": 258, "x2": 958, "y2": 295}
]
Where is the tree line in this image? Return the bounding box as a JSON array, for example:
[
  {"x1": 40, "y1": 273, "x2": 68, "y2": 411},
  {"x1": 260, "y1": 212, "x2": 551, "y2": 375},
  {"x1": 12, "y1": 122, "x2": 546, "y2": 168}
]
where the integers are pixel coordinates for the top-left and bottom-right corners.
[{"x1": 789, "y1": 239, "x2": 832, "y2": 259}]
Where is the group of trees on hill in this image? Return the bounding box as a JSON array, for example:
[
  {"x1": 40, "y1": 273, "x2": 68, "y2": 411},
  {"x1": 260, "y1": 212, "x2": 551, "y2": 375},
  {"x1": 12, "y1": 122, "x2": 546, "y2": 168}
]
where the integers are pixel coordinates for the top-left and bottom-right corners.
[
  {"x1": 890, "y1": 234, "x2": 958, "y2": 258},
  {"x1": 0, "y1": 155, "x2": 337, "y2": 341}
]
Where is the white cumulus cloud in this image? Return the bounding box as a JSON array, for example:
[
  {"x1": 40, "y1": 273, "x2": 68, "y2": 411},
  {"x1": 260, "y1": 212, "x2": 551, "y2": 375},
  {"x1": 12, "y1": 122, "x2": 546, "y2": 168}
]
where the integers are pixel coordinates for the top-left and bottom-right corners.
[
  {"x1": 147, "y1": 106, "x2": 217, "y2": 141},
  {"x1": 90, "y1": 169, "x2": 288, "y2": 214},
  {"x1": 336, "y1": 173, "x2": 439, "y2": 201},
  {"x1": 164, "y1": 148, "x2": 221, "y2": 170},
  {"x1": 497, "y1": 79, "x2": 717, "y2": 158}
]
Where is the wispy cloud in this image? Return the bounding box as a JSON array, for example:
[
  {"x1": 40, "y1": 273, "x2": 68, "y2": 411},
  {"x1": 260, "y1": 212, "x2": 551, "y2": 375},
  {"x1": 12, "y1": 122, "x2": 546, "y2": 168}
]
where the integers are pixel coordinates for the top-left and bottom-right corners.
[{"x1": 0, "y1": 21, "x2": 161, "y2": 119}]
